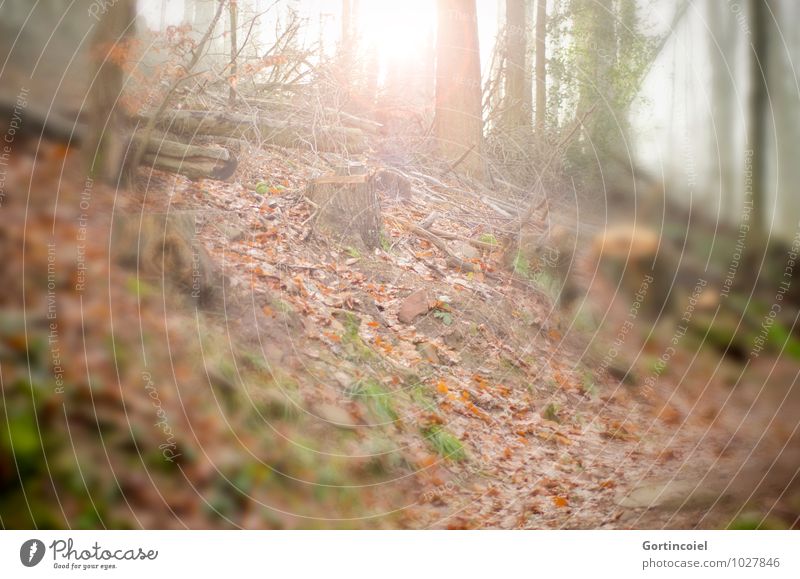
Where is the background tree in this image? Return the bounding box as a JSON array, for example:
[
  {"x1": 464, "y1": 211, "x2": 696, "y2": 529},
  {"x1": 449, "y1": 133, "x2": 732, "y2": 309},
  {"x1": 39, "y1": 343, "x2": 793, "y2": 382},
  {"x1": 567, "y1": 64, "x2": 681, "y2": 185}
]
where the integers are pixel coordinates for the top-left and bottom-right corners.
[
  {"x1": 502, "y1": 0, "x2": 531, "y2": 129},
  {"x1": 535, "y1": 0, "x2": 546, "y2": 131},
  {"x1": 84, "y1": 0, "x2": 136, "y2": 184},
  {"x1": 229, "y1": 0, "x2": 238, "y2": 105},
  {"x1": 707, "y1": 0, "x2": 737, "y2": 221},
  {"x1": 747, "y1": 0, "x2": 770, "y2": 241},
  {"x1": 434, "y1": 0, "x2": 484, "y2": 178}
]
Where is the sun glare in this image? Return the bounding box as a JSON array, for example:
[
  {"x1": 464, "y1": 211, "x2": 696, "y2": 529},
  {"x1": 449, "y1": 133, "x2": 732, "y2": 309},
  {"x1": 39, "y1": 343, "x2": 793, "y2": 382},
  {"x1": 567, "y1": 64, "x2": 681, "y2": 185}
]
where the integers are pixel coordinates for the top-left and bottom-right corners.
[{"x1": 357, "y1": 1, "x2": 435, "y2": 75}]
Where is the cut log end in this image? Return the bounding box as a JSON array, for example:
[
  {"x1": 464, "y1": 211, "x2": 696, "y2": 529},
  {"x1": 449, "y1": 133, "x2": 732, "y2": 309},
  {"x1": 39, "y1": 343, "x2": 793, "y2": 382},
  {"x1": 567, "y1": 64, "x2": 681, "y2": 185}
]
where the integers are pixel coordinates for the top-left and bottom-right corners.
[{"x1": 133, "y1": 132, "x2": 238, "y2": 181}]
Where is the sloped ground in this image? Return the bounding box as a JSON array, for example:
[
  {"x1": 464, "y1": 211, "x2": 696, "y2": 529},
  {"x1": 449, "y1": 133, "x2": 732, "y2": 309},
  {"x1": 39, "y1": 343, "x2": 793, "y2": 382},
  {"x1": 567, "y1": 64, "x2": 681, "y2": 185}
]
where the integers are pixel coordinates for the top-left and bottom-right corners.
[{"x1": 2, "y1": 140, "x2": 798, "y2": 529}]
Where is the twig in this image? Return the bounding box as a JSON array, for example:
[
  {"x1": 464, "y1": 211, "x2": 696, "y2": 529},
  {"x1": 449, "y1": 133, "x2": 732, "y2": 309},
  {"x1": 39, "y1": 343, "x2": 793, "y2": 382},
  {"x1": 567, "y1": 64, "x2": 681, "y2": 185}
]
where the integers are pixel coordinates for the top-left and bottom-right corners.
[{"x1": 390, "y1": 216, "x2": 480, "y2": 274}]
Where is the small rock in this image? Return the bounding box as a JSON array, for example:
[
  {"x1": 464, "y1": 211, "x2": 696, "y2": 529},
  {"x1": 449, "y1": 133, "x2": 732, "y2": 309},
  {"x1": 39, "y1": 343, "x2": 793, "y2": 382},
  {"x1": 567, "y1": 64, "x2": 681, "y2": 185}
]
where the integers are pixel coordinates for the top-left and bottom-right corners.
[
  {"x1": 216, "y1": 221, "x2": 246, "y2": 242},
  {"x1": 452, "y1": 241, "x2": 480, "y2": 260},
  {"x1": 398, "y1": 289, "x2": 431, "y2": 324},
  {"x1": 416, "y1": 342, "x2": 440, "y2": 364},
  {"x1": 315, "y1": 403, "x2": 358, "y2": 429},
  {"x1": 333, "y1": 371, "x2": 352, "y2": 388},
  {"x1": 442, "y1": 328, "x2": 465, "y2": 349}
]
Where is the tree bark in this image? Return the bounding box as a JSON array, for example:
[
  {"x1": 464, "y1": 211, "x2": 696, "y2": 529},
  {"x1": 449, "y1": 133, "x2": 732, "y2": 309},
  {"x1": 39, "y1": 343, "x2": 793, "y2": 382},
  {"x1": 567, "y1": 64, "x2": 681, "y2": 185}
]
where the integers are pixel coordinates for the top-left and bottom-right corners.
[
  {"x1": 144, "y1": 109, "x2": 367, "y2": 153},
  {"x1": 502, "y1": 0, "x2": 530, "y2": 129},
  {"x1": 434, "y1": 0, "x2": 484, "y2": 179},
  {"x1": 132, "y1": 132, "x2": 237, "y2": 180},
  {"x1": 707, "y1": 0, "x2": 736, "y2": 220},
  {"x1": 306, "y1": 172, "x2": 382, "y2": 249},
  {"x1": 747, "y1": 0, "x2": 769, "y2": 241},
  {"x1": 535, "y1": 0, "x2": 546, "y2": 131},
  {"x1": 228, "y1": 0, "x2": 238, "y2": 106},
  {"x1": 84, "y1": 0, "x2": 136, "y2": 185}
]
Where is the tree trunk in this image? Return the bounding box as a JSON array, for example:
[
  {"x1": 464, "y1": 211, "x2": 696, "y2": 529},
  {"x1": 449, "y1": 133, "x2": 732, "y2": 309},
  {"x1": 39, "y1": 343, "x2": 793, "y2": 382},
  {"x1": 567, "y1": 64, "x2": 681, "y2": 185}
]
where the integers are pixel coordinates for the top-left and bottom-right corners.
[
  {"x1": 341, "y1": 0, "x2": 352, "y2": 47},
  {"x1": 747, "y1": 0, "x2": 769, "y2": 241},
  {"x1": 144, "y1": 109, "x2": 366, "y2": 153},
  {"x1": 160, "y1": 0, "x2": 168, "y2": 31},
  {"x1": 183, "y1": 0, "x2": 194, "y2": 25},
  {"x1": 502, "y1": 0, "x2": 530, "y2": 129},
  {"x1": 707, "y1": 0, "x2": 736, "y2": 219},
  {"x1": 132, "y1": 132, "x2": 237, "y2": 180},
  {"x1": 193, "y1": 0, "x2": 221, "y2": 53},
  {"x1": 535, "y1": 0, "x2": 546, "y2": 131},
  {"x1": 228, "y1": 0, "x2": 238, "y2": 106},
  {"x1": 434, "y1": 0, "x2": 484, "y2": 179},
  {"x1": 83, "y1": 0, "x2": 136, "y2": 185},
  {"x1": 306, "y1": 171, "x2": 382, "y2": 249}
]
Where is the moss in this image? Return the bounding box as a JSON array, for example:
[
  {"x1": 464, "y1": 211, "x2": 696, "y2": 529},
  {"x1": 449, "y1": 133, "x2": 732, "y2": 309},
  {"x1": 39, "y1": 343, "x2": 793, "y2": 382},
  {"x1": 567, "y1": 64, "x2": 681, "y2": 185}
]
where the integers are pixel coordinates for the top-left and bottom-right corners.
[{"x1": 542, "y1": 402, "x2": 561, "y2": 423}]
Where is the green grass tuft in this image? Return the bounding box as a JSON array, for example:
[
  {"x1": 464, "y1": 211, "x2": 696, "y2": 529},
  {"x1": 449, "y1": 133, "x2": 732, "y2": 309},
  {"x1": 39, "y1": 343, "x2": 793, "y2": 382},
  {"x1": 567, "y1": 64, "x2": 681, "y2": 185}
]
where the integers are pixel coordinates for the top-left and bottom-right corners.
[
  {"x1": 421, "y1": 425, "x2": 466, "y2": 461},
  {"x1": 542, "y1": 402, "x2": 561, "y2": 423},
  {"x1": 350, "y1": 379, "x2": 398, "y2": 423}
]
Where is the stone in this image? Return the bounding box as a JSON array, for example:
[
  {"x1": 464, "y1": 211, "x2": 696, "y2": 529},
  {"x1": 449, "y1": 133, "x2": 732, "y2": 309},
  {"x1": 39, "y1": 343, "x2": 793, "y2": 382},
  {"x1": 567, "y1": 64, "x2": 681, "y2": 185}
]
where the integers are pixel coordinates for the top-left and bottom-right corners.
[
  {"x1": 398, "y1": 289, "x2": 431, "y2": 324},
  {"x1": 315, "y1": 403, "x2": 358, "y2": 429}
]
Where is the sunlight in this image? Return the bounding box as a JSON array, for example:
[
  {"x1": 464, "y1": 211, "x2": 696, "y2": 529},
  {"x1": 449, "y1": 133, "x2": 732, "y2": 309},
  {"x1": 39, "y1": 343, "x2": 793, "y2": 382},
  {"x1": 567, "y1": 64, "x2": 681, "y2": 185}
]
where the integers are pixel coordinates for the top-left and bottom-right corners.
[{"x1": 356, "y1": 1, "x2": 436, "y2": 80}]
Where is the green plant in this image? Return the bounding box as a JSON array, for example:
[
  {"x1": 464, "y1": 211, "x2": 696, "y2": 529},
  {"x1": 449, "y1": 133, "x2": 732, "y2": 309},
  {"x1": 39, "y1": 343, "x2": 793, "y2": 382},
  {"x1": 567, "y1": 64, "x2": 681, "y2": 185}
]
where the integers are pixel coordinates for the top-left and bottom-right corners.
[
  {"x1": 272, "y1": 298, "x2": 294, "y2": 315},
  {"x1": 511, "y1": 251, "x2": 531, "y2": 278},
  {"x1": 767, "y1": 322, "x2": 800, "y2": 360},
  {"x1": 349, "y1": 379, "x2": 398, "y2": 422},
  {"x1": 421, "y1": 425, "x2": 466, "y2": 461},
  {"x1": 542, "y1": 402, "x2": 561, "y2": 423},
  {"x1": 478, "y1": 233, "x2": 499, "y2": 246},
  {"x1": 125, "y1": 276, "x2": 156, "y2": 299},
  {"x1": 582, "y1": 372, "x2": 598, "y2": 397},
  {"x1": 337, "y1": 312, "x2": 374, "y2": 361},
  {"x1": 379, "y1": 232, "x2": 392, "y2": 252},
  {"x1": 433, "y1": 310, "x2": 453, "y2": 326}
]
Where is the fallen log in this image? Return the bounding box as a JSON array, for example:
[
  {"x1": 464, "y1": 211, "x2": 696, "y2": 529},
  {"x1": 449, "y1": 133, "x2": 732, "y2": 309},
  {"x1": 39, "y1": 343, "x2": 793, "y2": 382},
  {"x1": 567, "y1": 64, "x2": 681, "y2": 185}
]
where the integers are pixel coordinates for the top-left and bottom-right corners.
[
  {"x1": 142, "y1": 110, "x2": 366, "y2": 153},
  {"x1": 132, "y1": 132, "x2": 237, "y2": 180}
]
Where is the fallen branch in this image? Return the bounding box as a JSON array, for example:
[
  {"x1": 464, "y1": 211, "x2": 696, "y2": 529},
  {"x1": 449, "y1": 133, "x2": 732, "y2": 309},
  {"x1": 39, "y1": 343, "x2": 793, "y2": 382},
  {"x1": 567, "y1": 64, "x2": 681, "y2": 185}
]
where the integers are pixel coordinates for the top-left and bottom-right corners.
[
  {"x1": 391, "y1": 216, "x2": 480, "y2": 274},
  {"x1": 144, "y1": 109, "x2": 366, "y2": 153}
]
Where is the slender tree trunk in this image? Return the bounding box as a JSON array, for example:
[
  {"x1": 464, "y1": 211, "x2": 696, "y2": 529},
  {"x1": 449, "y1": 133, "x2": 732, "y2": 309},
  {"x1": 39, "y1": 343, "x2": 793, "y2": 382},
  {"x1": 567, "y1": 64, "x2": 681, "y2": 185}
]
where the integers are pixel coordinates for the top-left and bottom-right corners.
[
  {"x1": 707, "y1": 0, "x2": 736, "y2": 215},
  {"x1": 183, "y1": 0, "x2": 194, "y2": 26},
  {"x1": 160, "y1": 0, "x2": 168, "y2": 31},
  {"x1": 434, "y1": 0, "x2": 484, "y2": 178},
  {"x1": 341, "y1": 0, "x2": 351, "y2": 46},
  {"x1": 503, "y1": 0, "x2": 530, "y2": 129},
  {"x1": 535, "y1": 0, "x2": 546, "y2": 131},
  {"x1": 338, "y1": 0, "x2": 355, "y2": 105},
  {"x1": 193, "y1": 0, "x2": 220, "y2": 55},
  {"x1": 228, "y1": 0, "x2": 238, "y2": 106},
  {"x1": 747, "y1": 0, "x2": 769, "y2": 241}
]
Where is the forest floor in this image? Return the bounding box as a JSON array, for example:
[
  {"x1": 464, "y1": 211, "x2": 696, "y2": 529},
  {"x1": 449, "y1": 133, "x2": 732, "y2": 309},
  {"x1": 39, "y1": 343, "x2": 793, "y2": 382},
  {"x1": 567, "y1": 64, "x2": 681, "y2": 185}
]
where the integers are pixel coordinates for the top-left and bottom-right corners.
[
  {"x1": 129, "y1": 142, "x2": 800, "y2": 530},
  {"x1": 4, "y1": 139, "x2": 798, "y2": 529}
]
